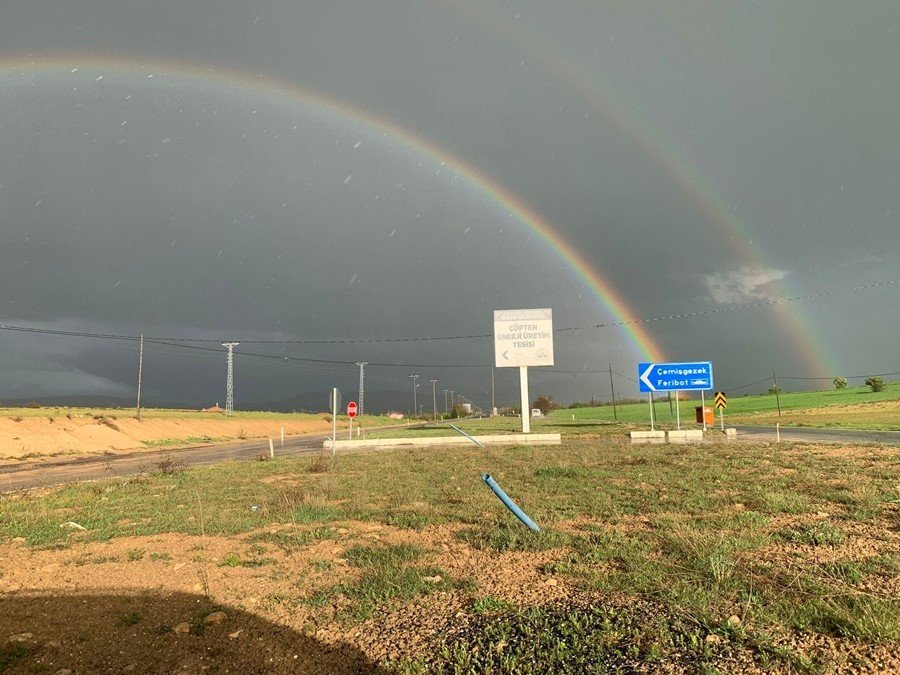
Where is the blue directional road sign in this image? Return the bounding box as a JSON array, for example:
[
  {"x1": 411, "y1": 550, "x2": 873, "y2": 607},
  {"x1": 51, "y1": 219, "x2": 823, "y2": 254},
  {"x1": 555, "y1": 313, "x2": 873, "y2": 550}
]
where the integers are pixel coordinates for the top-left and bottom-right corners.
[{"x1": 638, "y1": 361, "x2": 714, "y2": 393}]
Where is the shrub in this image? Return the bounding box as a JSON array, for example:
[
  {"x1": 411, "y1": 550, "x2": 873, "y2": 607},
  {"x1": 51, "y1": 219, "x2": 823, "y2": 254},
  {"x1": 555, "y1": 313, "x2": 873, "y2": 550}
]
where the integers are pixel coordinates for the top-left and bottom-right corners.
[
  {"x1": 865, "y1": 376, "x2": 884, "y2": 392},
  {"x1": 768, "y1": 386, "x2": 782, "y2": 395},
  {"x1": 531, "y1": 395, "x2": 559, "y2": 415},
  {"x1": 833, "y1": 377, "x2": 847, "y2": 389}
]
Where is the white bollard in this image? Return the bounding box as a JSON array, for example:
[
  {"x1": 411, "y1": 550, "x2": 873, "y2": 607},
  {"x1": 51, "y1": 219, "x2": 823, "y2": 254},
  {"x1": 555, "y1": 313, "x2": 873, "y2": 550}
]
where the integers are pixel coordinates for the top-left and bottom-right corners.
[
  {"x1": 280, "y1": 427, "x2": 284, "y2": 446},
  {"x1": 268, "y1": 438, "x2": 275, "y2": 458},
  {"x1": 776, "y1": 423, "x2": 780, "y2": 443}
]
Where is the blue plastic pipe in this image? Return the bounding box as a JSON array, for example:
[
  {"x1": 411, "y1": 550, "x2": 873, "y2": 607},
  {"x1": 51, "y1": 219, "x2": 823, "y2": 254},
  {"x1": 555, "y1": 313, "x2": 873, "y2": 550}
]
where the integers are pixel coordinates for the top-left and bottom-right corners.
[{"x1": 482, "y1": 473, "x2": 541, "y2": 531}]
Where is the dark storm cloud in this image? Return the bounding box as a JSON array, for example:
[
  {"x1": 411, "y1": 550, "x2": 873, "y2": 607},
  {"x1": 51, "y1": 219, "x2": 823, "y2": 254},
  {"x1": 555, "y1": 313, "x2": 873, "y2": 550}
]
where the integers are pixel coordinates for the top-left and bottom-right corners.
[{"x1": 0, "y1": 0, "x2": 897, "y2": 407}]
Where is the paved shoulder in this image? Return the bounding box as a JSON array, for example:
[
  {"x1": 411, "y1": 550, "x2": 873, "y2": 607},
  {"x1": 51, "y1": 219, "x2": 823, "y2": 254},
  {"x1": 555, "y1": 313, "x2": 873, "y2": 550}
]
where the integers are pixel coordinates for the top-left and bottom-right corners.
[{"x1": 733, "y1": 426, "x2": 900, "y2": 445}]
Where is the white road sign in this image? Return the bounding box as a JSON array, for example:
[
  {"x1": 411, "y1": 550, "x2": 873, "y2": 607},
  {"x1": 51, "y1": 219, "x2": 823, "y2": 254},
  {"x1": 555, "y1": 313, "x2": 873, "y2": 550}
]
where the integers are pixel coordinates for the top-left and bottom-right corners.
[{"x1": 493, "y1": 308, "x2": 555, "y2": 368}]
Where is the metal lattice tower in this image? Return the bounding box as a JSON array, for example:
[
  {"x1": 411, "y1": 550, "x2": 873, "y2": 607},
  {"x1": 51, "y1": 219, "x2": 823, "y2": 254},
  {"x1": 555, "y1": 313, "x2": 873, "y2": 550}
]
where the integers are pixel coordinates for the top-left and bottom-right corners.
[
  {"x1": 355, "y1": 361, "x2": 368, "y2": 415},
  {"x1": 222, "y1": 342, "x2": 240, "y2": 416}
]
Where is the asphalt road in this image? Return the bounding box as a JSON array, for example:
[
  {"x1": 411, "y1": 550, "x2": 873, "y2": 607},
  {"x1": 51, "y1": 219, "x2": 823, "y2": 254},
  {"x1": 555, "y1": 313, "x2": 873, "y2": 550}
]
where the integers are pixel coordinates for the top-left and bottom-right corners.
[
  {"x1": 0, "y1": 432, "x2": 328, "y2": 493},
  {"x1": 2, "y1": 423, "x2": 895, "y2": 493},
  {"x1": 734, "y1": 425, "x2": 900, "y2": 445}
]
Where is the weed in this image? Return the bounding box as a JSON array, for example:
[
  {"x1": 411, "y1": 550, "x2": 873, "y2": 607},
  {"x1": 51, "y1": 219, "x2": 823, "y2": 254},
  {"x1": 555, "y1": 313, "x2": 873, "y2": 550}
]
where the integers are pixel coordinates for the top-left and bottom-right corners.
[
  {"x1": 149, "y1": 552, "x2": 171, "y2": 561},
  {"x1": 385, "y1": 512, "x2": 434, "y2": 530},
  {"x1": 152, "y1": 454, "x2": 186, "y2": 476},
  {"x1": 0, "y1": 643, "x2": 32, "y2": 670},
  {"x1": 121, "y1": 611, "x2": 142, "y2": 626},
  {"x1": 456, "y1": 523, "x2": 568, "y2": 552},
  {"x1": 249, "y1": 527, "x2": 334, "y2": 552},
  {"x1": 779, "y1": 522, "x2": 845, "y2": 546},
  {"x1": 219, "y1": 552, "x2": 276, "y2": 568},
  {"x1": 343, "y1": 543, "x2": 422, "y2": 568},
  {"x1": 471, "y1": 596, "x2": 517, "y2": 614},
  {"x1": 98, "y1": 416, "x2": 120, "y2": 431},
  {"x1": 308, "y1": 452, "x2": 334, "y2": 474},
  {"x1": 127, "y1": 548, "x2": 145, "y2": 561},
  {"x1": 220, "y1": 553, "x2": 242, "y2": 568}
]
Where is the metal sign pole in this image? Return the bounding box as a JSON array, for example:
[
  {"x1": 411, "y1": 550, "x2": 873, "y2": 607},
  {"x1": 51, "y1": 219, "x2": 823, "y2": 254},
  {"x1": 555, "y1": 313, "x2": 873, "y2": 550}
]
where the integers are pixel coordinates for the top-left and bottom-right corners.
[
  {"x1": 720, "y1": 406, "x2": 724, "y2": 432},
  {"x1": 701, "y1": 390, "x2": 707, "y2": 432},
  {"x1": 675, "y1": 391, "x2": 681, "y2": 430},
  {"x1": 519, "y1": 365, "x2": 530, "y2": 434},
  {"x1": 648, "y1": 393, "x2": 655, "y2": 431}
]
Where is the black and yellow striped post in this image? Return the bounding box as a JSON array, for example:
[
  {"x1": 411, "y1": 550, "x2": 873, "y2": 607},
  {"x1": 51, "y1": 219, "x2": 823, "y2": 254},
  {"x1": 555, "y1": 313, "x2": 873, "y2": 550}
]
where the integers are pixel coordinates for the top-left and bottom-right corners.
[{"x1": 714, "y1": 391, "x2": 728, "y2": 431}]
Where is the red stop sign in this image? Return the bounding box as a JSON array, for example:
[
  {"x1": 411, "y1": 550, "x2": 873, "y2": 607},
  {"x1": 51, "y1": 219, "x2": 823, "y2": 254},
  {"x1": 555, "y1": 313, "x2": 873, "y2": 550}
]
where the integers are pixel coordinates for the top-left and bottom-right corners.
[{"x1": 347, "y1": 401, "x2": 358, "y2": 418}]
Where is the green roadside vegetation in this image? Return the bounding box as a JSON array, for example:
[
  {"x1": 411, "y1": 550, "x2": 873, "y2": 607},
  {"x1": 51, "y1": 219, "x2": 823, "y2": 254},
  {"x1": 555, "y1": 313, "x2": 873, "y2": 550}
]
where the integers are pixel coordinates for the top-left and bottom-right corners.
[
  {"x1": 2, "y1": 438, "x2": 898, "y2": 670},
  {"x1": 548, "y1": 382, "x2": 899, "y2": 430}
]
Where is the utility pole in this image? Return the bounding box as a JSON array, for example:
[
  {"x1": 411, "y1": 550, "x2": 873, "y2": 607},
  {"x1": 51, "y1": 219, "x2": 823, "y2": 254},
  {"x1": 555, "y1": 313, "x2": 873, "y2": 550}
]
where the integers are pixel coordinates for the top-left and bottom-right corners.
[
  {"x1": 442, "y1": 389, "x2": 449, "y2": 414},
  {"x1": 430, "y1": 379, "x2": 438, "y2": 421},
  {"x1": 408, "y1": 373, "x2": 419, "y2": 417},
  {"x1": 773, "y1": 371, "x2": 782, "y2": 417},
  {"x1": 222, "y1": 342, "x2": 240, "y2": 416},
  {"x1": 355, "y1": 362, "x2": 368, "y2": 415},
  {"x1": 608, "y1": 363, "x2": 618, "y2": 421},
  {"x1": 135, "y1": 334, "x2": 144, "y2": 420},
  {"x1": 449, "y1": 390, "x2": 455, "y2": 413}
]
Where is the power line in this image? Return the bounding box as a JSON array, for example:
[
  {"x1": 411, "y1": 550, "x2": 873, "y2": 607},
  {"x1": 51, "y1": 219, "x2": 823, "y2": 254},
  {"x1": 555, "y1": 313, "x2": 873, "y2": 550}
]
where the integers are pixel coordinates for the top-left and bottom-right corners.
[{"x1": 2, "y1": 278, "x2": 894, "y2": 346}]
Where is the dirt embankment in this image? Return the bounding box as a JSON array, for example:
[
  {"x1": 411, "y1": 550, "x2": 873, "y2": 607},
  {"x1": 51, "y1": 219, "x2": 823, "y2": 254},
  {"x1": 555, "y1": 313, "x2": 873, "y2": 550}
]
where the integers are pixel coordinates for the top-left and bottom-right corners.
[{"x1": 0, "y1": 415, "x2": 337, "y2": 462}]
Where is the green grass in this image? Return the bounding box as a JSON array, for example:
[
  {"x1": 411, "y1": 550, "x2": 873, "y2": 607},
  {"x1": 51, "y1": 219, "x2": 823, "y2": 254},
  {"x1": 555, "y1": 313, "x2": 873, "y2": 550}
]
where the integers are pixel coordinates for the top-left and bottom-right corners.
[
  {"x1": 308, "y1": 543, "x2": 455, "y2": 620},
  {"x1": 548, "y1": 382, "x2": 900, "y2": 429},
  {"x1": 2, "y1": 437, "x2": 899, "y2": 661},
  {"x1": 0, "y1": 642, "x2": 33, "y2": 671},
  {"x1": 422, "y1": 600, "x2": 809, "y2": 673}
]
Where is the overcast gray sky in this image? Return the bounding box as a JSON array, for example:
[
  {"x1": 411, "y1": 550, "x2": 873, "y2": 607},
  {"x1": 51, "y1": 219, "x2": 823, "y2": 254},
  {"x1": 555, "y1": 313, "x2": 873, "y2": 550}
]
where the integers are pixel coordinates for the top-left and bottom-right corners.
[{"x1": 1, "y1": 1, "x2": 897, "y2": 409}]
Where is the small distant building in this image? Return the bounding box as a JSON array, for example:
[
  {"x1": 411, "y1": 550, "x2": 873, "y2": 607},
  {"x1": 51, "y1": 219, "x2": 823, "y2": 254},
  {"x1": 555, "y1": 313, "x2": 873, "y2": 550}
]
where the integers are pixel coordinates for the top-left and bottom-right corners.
[
  {"x1": 387, "y1": 411, "x2": 405, "y2": 420},
  {"x1": 203, "y1": 403, "x2": 225, "y2": 413}
]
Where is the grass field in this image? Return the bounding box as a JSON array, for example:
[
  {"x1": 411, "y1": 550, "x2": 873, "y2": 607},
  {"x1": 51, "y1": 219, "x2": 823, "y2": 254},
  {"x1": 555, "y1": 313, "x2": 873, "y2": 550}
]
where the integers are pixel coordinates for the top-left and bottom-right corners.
[
  {"x1": 548, "y1": 382, "x2": 900, "y2": 430},
  {"x1": 2, "y1": 437, "x2": 898, "y2": 672}
]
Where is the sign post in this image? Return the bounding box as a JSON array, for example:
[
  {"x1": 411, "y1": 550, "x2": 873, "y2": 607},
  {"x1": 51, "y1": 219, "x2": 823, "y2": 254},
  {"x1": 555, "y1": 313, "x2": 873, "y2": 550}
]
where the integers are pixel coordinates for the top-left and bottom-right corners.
[
  {"x1": 328, "y1": 388, "x2": 342, "y2": 456},
  {"x1": 347, "y1": 401, "x2": 357, "y2": 440},
  {"x1": 714, "y1": 391, "x2": 727, "y2": 431},
  {"x1": 700, "y1": 390, "x2": 707, "y2": 432},
  {"x1": 493, "y1": 308, "x2": 554, "y2": 434},
  {"x1": 638, "y1": 361, "x2": 714, "y2": 431}
]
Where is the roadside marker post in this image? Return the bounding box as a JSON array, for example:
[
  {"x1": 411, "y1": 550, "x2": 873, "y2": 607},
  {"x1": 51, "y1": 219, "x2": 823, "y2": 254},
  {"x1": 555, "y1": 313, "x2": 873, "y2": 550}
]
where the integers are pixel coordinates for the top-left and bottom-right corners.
[
  {"x1": 493, "y1": 309, "x2": 555, "y2": 434},
  {"x1": 268, "y1": 438, "x2": 275, "y2": 459},
  {"x1": 714, "y1": 391, "x2": 728, "y2": 432}
]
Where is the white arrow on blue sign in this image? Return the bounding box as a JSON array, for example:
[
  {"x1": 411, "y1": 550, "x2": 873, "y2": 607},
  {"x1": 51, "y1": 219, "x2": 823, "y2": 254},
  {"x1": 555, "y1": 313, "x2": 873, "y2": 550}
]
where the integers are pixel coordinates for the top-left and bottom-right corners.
[{"x1": 638, "y1": 361, "x2": 714, "y2": 392}]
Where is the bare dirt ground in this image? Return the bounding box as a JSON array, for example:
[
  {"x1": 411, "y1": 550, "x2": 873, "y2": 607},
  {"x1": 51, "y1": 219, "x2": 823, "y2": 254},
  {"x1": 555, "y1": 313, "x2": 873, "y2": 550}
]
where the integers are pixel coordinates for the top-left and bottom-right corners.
[
  {"x1": 2, "y1": 515, "x2": 897, "y2": 674},
  {"x1": 732, "y1": 399, "x2": 900, "y2": 429},
  {"x1": 0, "y1": 415, "x2": 336, "y2": 464}
]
